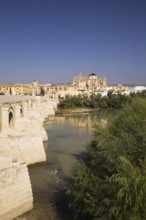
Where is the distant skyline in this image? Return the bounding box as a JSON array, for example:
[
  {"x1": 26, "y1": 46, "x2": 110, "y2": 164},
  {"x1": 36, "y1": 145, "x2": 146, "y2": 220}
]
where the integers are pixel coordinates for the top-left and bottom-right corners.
[{"x1": 0, "y1": 0, "x2": 146, "y2": 85}]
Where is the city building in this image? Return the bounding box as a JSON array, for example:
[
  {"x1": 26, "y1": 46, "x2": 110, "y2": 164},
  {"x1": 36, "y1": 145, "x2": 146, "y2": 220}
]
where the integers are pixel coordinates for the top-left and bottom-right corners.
[
  {"x1": 0, "y1": 72, "x2": 107, "y2": 97},
  {"x1": 73, "y1": 72, "x2": 107, "y2": 91}
]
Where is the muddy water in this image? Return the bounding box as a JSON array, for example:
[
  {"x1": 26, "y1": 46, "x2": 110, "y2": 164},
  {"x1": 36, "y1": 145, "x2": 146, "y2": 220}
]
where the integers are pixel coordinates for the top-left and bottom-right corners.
[{"x1": 16, "y1": 113, "x2": 108, "y2": 220}]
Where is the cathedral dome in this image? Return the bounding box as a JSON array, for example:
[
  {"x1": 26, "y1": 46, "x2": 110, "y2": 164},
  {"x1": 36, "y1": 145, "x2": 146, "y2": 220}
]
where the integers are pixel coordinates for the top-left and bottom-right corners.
[{"x1": 89, "y1": 73, "x2": 96, "y2": 76}]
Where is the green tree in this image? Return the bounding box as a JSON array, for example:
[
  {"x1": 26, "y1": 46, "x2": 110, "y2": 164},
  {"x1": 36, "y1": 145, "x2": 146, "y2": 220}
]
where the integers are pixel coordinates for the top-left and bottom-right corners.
[
  {"x1": 110, "y1": 156, "x2": 146, "y2": 220},
  {"x1": 67, "y1": 98, "x2": 146, "y2": 220}
]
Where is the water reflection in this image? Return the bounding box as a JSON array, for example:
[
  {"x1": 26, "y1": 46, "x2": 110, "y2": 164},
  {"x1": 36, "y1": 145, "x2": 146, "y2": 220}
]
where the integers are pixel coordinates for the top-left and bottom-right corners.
[
  {"x1": 44, "y1": 114, "x2": 92, "y2": 177},
  {"x1": 44, "y1": 111, "x2": 109, "y2": 132}
]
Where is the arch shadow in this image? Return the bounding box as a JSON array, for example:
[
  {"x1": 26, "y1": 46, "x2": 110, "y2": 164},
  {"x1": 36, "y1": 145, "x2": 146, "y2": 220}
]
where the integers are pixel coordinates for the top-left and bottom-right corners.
[{"x1": 8, "y1": 107, "x2": 14, "y2": 128}]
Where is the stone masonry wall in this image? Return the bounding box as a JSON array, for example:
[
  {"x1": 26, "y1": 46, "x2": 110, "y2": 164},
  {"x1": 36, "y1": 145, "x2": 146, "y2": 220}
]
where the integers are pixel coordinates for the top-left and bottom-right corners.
[{"x1": 0, "y1": 156, "x2": 33, "y2": 220}]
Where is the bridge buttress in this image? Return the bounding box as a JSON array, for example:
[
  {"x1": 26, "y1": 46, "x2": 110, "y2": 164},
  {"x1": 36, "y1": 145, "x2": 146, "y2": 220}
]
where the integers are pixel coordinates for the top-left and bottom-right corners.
[
  {"x1": 21, "y1": 101, "x2": 28, "y2": 118},
  {"x1": 0, "y1": 106, "x2": 9, "y2": 131}
]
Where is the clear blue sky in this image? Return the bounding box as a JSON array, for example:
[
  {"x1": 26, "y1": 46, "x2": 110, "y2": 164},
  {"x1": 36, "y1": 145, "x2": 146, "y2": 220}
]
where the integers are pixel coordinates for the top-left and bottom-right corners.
[{"x1": 0, "y1": 0, "x2": 146, "y2": 85}]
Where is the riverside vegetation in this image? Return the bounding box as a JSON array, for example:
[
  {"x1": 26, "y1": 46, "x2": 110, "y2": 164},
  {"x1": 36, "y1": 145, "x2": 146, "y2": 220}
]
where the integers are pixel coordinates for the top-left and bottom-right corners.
[
  {"x1": 56, "y1": 91, "x2": 146, "y2": 220},
  {"x1": 57, "y1": 90, "x2": 146, "y2": 112}
]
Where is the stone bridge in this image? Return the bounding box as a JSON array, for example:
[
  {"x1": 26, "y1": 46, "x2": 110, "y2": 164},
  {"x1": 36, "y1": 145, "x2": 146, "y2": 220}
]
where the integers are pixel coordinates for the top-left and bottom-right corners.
[
  {"x1": 0, "y1": 96, "x2": 38, "y2": 131},
  {"x1": 0, "y1": 95, "x2": 58, "y2": 220}
]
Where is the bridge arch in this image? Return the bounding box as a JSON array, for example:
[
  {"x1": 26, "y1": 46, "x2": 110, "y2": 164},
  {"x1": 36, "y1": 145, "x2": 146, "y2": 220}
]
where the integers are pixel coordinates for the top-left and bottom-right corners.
[
  {"x1": 20, "y1": 105, "x2": 23, "y2": 117},
  {"x1": 8, "y1": 107, "x2": 14, "y2": 128}
]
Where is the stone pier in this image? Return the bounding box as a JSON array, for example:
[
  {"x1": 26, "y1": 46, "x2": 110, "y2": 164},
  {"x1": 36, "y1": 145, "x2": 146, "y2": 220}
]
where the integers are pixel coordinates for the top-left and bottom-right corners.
[{"x1": 0, "y1": 157, "x2": 33, "y2": 220}]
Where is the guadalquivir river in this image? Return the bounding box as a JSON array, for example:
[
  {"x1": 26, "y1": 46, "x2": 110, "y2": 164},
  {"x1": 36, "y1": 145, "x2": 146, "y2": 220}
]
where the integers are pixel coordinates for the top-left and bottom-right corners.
[{"x1": 17, "y1": 111, "x2": 110, "y2": 220}]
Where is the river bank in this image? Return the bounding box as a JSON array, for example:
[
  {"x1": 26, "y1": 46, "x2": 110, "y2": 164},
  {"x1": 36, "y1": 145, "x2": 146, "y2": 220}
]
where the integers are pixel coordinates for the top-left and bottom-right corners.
[{"x1": 55, "y1": 107, "x2": 94, "y2": 115}]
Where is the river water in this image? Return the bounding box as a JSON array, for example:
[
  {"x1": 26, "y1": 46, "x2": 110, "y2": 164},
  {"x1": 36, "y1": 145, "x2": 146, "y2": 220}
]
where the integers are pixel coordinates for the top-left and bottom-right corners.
[{"x1": 16, "y1": 111, "x2": 109, "y2": 220}]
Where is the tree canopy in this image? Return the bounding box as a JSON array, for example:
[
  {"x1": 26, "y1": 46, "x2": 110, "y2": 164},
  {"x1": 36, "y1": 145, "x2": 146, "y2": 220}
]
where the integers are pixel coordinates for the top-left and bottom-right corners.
[
  {"x1": 66, "y1": 98, "x2": 146, "y2": 220},
  {"x1": 58, "y1": 90, "x2": 146, "y2": 110}
]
